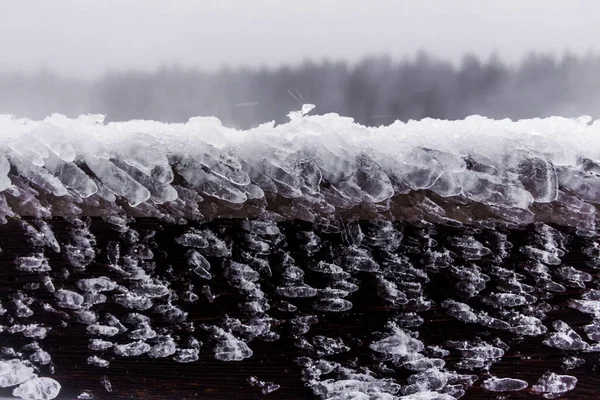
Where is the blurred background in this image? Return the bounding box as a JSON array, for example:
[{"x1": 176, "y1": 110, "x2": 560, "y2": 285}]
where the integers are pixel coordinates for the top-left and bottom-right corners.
[{"x1": 1, "y1": 0, "x2": 600, "y2": 128}]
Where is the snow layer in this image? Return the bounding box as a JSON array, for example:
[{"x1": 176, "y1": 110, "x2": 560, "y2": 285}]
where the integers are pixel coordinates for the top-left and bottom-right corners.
[{"x1": 0, "y1": 109, "x2": 599, "y2": 228}]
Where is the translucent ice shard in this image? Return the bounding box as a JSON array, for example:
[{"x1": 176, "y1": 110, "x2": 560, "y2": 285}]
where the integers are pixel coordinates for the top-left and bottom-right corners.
[
  {"x1": 85, "y1": 156, "x2": 150, "y2": 206},
  {"x1": 543, "y1": 320, "x2": 589, "y2": 351},
  {"x1": 481, "y1": 377, "x2": 528, "y2": 392},
  {"x1": 113, "y1": 341, "x2": 151, "y2": 357},
  {"x1": 12, "y1": 377, "x2": 61, "y2": 400},
  {"x1": 214, "y1": 332, "x2": 253, "y2": 361},
  {"x1": 0, "y1": 359, "x2": 36, "y2": 387},
  {"x1": 531, "y1": 372, "x2": 577, "y2": 399}
]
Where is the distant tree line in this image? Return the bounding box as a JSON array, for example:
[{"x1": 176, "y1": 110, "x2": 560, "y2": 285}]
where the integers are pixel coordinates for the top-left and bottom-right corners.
[{"x1": 1, "y1": 52, "x2": 599, "y2": 128}]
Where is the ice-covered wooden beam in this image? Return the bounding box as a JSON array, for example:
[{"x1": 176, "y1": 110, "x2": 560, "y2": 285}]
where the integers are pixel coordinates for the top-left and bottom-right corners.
[{"x1": 0, "y1": 108, "x2": 599, "y2": 230}]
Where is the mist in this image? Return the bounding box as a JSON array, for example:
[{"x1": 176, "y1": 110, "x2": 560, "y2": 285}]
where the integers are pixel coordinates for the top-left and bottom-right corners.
[{"x1": 1, "y1": 51, "x2": 599, "y2": 129}]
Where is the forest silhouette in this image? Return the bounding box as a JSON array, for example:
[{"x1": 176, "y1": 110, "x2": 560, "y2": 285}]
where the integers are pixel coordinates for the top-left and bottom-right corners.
[{"x1": 1, "y1": 51, "x2": 599, "y2": 128}]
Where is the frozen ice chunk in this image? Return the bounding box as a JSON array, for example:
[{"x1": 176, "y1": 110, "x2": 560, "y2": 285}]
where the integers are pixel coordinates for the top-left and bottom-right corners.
[
  {"x1": 173, "y1": 348, "x2": 199, "y2": 363},
  {"x1": 44, "y1": 153, "x2": 98, "y2": 198},
  {"x1": 77, "y1": 277, "x2": 118, "y2": 293},
  {"x1": 543, "y1": 320, "x2": 589, "y2": 351},
  {"x1": 100, "y1": 375, "x2": 112, "y2": 392},
  {"x1": 87, "y1": 356, "x2": 110, "y2": 368},
  {"x1": 12, "y1": 377, "x2": 61, "y2": 400},
  {"x1": 531, "y1": 372, "x2": 577, "y2": 399},
  {"x1": 113, "y1": 291, "x2": 153, "y2": 310},
  {"x1": 517, "y1": 157, "x2": 558, "y2": 203},
  {"x1": 370, "y1": 324, "x2": 424, "y2": 360},
  {"x1": 29, "y1": 350, "x2": 51, "y2": 365},
  {"x1": 276, "y1": 285, "x2": 318, "y2": 298},
  {"x1": 113, "y1": 341, "x2": 151, "y2": 357},
  {"x1": 0, "y1": 153, "x2": 12, "y2": 192},
  {"x1": 214, "y1": 333, "x2": 253, "y2": 361},
  {"x1": 148, "y1": 338, "x2": 177, "y2": 358},
  {"x1": 481, "y1": 377, "x2": 528, "y2": 392},
  {"x1": 0, "y1": 359, "x2": 36, "y2": 387},
  {"x1": 15, "y1": 255, "x2": 51, "y2": 272},
  {"x1": 187, "y1": 249, "x2": 212, "y2": 279},
  {"x1": 10, "y1": 154, "x2": 68, "y2": 197},
  {"x1": 85, "y1": 156, "x2": 150, "y2": 206},
  {"x1": 313, "y1": 298, "x2": 353, "y2": 312},
  {"x1": 89, "y1": 339, "x2": 114, "y2": 351},
  {"x1": 54, "y1": 289, "x2": 85, "y2": 310},
  {"x1": 87, "y1": 324, "x2": 119, "y2": 337}
]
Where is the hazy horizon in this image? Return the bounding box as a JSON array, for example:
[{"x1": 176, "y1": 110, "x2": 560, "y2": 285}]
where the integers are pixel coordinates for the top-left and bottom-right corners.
[
  {"x1": 2, "y1": 0, "x2": 599, "y2": 78},
  {"x1": 2, "y1": 50, "x2": 600, "y2": 128}
]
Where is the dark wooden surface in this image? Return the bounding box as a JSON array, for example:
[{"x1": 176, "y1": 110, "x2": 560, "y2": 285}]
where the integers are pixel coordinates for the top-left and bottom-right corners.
[{"x1": 0, "y1": 218, "x2": 599, "y2": 399}]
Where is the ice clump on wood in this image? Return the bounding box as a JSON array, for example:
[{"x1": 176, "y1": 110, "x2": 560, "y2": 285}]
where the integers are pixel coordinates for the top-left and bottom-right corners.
[
  {"x1": 481, "y1": 377, "x2": 528, "y2": 392},
  {"x1": 0, "y1": 110, "x2": 595, "y2": 229}
]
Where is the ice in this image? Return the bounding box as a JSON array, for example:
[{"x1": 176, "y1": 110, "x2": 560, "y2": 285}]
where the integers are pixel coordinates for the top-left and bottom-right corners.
[
  {"x1": 100, "y1": 375, "x2": 112, "y2": 392},
  {"x1": 54, "y1": 289, "x2": 85, "y2": 310},
  {"x1": 248, "y1": 376, "x2": 280, "y2": 395},
  {"x1": 10, "y1": 154, "x2": 68, "y2": 197},
  {"x1": 128, "y1": 324, "x2": 157, "y2": 340},
  {"x1": 84, "y1": 156, "x2": 150, "y2": 207},
  {"x1": 173, "y1": 348, "x2": 200, "y2": 363},
  {"x1": 77, "y1": 277, "x2": 118, "y2": 292},
  {"x1": 187, "y1": 249, "x2": 212, "y2": 279},
  {"x1": 543, "y1": 320, "x2": 589, "y2": 350},
  {"x1": 113, "y1": 291, "x2": 153, "y2": 311},
  {"x1": 12, "y1": 377, "x2": 61, "y2": 400},
  {"x1": 29, "y1": 349, "x2": 51, "y2": 365},
  {"x1": 43, "y1": 153, "x2": 98, "y2": 198},
  {"x1": 113, "y1": 341, "x2": 151, "y2": 357},
  {"x1": 89, "y1": 339, "x2": 114, "y2": 351},
  {"x1": 15, "y1": 255, "x2": 51, "y2": 272},
  {"x1": 5, "y1": 111, "x2": 600, "y2": 398},
  {"x1": 370, "y1": 323, "x2": 424, "y2": 361},
  {"x1": 77, "y1": 391, "x2": 94, "y2": 399},
  {"x1": 87, "y1": 324, "x2": 120, "y2": 337},
  {"x1": 481, "y1": 377, "x2": 528, "y2": 392},
  {"x1": 0, "y1": 359, "x2": 36, "y2": 387},
  {"x1": 87, "y1": 356, "x2": 110, "y2": 368},
  {"x1": 148, "y1": 338, "x2": 177, "y2": 358},
  {"x1": 531, "y1": 372, "x2": 577, "y2": 398},
  {"x1": 213, "y1": 331, "x2": 253, "y2": 361},
  {"x1": 38, "y1": 276, "x2": 55, "y2": 293},
  {"x1": 313, "y1": 298, "x2": 353, "y2": 312}
]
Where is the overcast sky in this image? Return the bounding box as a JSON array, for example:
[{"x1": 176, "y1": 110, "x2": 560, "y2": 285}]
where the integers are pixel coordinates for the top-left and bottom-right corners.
[{"x1": 1, "y1": 0, "x2": 599, "y2": 78}]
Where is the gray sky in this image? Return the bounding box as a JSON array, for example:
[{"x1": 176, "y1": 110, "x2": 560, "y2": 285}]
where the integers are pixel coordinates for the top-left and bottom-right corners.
[{"x1": 1, "y1": 0, "x2": 599, "y2": 78}]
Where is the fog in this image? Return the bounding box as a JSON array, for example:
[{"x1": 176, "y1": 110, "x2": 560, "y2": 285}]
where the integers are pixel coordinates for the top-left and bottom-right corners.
[
  {"x1": 1, "y1": 1, "x2": 600, "y2": 126},
  {"x1": 1, "y1": 52, "x2": 600, "y2": 128}
]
